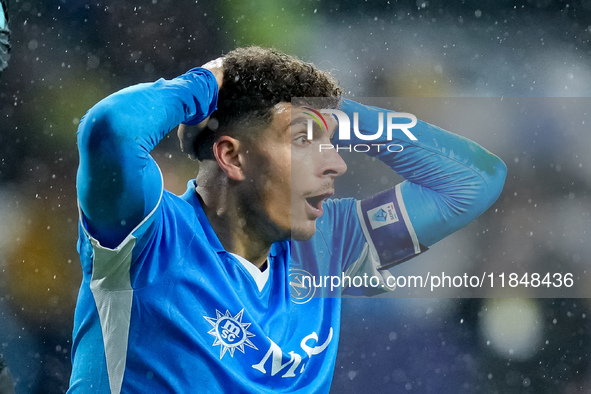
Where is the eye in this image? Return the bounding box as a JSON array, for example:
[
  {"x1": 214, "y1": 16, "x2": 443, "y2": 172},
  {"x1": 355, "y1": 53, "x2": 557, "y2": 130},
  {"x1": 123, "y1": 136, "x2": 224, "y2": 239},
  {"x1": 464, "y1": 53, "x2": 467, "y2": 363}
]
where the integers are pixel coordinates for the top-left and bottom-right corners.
[{"x1": 294, "y1": 134, "x2": 311, "y2": 145}]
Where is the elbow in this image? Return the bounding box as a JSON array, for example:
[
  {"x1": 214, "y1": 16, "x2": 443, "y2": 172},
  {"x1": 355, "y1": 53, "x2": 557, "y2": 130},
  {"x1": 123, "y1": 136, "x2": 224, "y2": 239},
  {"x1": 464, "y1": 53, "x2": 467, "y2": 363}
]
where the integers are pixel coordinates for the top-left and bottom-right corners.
[
  {"x1": 483, "y1": 154, "x2": 507, "y2": 209},
  {"x1": 77, "y1": 95, "x2": 129, "y2": 154},
  {"x1": 452, "y1": 153, "x2": 507, "y2": 220}
]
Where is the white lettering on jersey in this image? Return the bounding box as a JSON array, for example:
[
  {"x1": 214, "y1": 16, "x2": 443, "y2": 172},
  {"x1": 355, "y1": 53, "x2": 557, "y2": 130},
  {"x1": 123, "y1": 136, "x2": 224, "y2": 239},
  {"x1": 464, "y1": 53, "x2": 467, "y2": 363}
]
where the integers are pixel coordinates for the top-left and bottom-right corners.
[
  {"x1": 251, "y1": 328, "x2": 333, "y2": 378},
  {"x1": 251, "y1": 342, "x2": 302, "y2": 378},
  {"x1": 300, "y1": 329, "x2": 333, "y2": 356}
]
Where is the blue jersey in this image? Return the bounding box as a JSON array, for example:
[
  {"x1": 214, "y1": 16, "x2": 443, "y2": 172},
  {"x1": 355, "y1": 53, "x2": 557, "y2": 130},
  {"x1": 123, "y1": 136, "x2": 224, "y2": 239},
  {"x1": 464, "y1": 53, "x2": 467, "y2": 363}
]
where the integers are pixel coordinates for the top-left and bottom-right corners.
[{"x1": 70, "y1": 68, "x2": 506, "y2": 393}]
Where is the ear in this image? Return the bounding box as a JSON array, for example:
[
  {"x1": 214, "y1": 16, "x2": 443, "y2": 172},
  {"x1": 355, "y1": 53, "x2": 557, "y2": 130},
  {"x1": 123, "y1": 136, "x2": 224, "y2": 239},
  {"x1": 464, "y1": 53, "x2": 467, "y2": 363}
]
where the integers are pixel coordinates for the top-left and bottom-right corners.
[{"x1": 212, "y1": 136, "x2": 245, "y2": 181}]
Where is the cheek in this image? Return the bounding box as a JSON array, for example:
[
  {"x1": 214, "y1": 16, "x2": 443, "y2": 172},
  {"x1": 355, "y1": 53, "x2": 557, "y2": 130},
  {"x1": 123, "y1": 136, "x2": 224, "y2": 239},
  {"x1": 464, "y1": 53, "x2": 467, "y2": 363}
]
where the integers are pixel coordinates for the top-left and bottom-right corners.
[
  {"x1": 290, "y1": 146, "x2": 315, "y2": 182},
  {"x1": 275, "y1": 164, "x2": 292, "y2": 204},
  {"x1": 257, "y1": 149, "x2": 292, "y2": 206},
  {"x1": 268, "y1": 148, "x2": 292, "y2": 191},
  {"x1": 291, "y1": 154, "x2": 317, "y2": 189}
]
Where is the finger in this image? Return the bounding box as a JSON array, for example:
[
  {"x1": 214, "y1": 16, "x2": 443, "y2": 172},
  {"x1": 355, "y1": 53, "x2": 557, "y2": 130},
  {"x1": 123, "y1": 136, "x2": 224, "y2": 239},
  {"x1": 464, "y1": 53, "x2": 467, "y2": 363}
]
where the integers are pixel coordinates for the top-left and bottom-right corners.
[
  {"x1": 201, "y1": 57, "x2": 224, "y2": 89},
  {"x1": 201, "y1": 57, "x2": 223, "y2": 70}
]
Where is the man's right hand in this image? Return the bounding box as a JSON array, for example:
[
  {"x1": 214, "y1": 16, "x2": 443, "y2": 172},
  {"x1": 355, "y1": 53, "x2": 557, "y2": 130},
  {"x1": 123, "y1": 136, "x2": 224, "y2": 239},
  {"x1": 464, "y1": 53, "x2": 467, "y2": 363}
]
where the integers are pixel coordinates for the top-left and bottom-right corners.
[
  {"x1": 178, "y1": 58, "x2": 224, "y2": 159},
  {"x1": 201, "y1": 57, "x2": 224, "y2": 89}
]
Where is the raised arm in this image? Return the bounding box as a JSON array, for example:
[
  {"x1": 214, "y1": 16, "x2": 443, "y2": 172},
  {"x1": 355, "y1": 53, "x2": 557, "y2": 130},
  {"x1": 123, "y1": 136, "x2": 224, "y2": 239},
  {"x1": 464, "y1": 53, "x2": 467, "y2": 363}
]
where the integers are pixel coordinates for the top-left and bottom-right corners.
[
  {"x1": 339, "y1": 99, "x2": 507, "y2": 266},
  {"x1": 76, "y1": 67, "x2": 219, "y2": 248}
]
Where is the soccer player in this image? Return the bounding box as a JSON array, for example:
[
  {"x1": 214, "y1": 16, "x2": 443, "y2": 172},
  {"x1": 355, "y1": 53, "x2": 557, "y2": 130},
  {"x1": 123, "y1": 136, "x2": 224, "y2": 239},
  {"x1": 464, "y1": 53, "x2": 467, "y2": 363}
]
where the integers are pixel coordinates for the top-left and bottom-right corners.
[
  {"x1": 70, "y1": 47, "x2": 506, "y2": 392},
  {"x1": 1, "y1": 3, "x2": 15, "y2": 391},
  {"x1": 0, "y1": 0, "x2": 9, "y2": 72}
]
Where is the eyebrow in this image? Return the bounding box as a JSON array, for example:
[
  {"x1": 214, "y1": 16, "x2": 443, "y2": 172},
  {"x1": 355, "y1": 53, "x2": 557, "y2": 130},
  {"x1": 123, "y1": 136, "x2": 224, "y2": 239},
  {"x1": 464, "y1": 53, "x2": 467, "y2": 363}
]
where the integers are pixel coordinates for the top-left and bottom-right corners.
[
  {"x1": 286, "y1": 117, "x2": 309, "y2": 132},
  {"x1": 290, "y1": 117, "x2": 308, "y2": 125},
  {"x1": 288, "y1": 115, "x2": 336, "y2": 138}
]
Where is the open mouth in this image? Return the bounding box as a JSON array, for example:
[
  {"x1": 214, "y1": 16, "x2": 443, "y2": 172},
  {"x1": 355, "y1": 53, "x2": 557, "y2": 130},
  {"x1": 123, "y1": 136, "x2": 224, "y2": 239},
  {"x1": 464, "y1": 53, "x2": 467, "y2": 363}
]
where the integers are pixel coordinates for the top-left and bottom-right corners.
[{"x1": 305, "y1": 192, "x2": 333, "y2": 211}]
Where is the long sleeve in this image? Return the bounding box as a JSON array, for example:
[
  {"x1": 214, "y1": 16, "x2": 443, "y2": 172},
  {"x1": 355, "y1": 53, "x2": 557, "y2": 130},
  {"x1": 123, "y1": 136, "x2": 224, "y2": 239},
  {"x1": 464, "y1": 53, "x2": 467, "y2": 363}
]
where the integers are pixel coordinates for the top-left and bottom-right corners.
[
  {"x1": 339, "y1": 99, "x2": 507, "y2": 248},
  {"x1": 76, "y1": 68, "x2": 218, "y2": 248}
]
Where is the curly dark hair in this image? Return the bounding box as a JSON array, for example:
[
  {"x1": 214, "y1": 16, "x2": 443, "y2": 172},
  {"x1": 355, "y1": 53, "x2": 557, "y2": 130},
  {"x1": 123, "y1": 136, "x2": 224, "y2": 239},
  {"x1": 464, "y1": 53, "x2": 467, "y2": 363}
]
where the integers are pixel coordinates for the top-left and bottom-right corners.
[{"x1": 195, "y1": 46, "x2": 342, "y2": 160}]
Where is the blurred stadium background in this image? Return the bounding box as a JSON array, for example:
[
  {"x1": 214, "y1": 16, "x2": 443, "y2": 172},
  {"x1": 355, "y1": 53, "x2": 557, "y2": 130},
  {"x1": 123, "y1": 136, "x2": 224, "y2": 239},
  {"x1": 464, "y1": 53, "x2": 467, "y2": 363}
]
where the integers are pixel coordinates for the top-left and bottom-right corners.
[{"x1": 0, "y1": 0, "x2": 590, "y2": 392}]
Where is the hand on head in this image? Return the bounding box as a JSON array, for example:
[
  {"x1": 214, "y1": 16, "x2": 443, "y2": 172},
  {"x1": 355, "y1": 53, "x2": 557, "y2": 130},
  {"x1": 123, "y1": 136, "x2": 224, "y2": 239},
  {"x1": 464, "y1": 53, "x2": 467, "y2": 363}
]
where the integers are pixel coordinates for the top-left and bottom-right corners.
[{"x1": 178, "y1": 57, "x2": 224, "y2": 159}]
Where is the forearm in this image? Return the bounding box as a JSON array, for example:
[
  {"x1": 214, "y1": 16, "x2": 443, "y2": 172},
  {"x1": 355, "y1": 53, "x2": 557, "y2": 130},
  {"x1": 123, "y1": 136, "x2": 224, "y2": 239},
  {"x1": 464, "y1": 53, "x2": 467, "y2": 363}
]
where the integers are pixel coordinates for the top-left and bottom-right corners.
[
  {"x1": 339, "y1": 99, "x2": 507, "y2": 246},
  {"x1": 76, "y1": 68, "x2": 218, "y2": 247}
]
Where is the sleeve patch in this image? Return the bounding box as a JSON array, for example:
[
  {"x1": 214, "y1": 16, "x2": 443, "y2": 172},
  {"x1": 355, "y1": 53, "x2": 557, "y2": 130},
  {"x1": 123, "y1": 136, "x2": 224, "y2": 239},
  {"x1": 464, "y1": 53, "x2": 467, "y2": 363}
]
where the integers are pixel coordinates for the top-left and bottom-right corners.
[
  {"x1": 358, "y1": 184, "x2": 427, "y2": 269},
  {"x1": 366, "y1": 202, "x2": 399, "y2": 229}
]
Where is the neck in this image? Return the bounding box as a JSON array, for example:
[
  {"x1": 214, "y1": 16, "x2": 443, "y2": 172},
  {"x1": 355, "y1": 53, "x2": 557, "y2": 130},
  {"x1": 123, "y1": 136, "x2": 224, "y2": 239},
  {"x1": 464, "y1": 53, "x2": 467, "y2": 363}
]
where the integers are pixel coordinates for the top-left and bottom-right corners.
[{"x1": 196, "y1": 183, "x2": 272, "y2": 269}]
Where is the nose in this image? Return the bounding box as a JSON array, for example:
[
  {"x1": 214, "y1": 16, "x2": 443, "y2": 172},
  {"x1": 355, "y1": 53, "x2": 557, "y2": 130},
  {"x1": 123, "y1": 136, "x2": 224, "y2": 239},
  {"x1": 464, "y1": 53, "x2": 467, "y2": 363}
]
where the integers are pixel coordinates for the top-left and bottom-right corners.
[{"x1": 320, "y1": 147, "x2": 348, "y2": 178}]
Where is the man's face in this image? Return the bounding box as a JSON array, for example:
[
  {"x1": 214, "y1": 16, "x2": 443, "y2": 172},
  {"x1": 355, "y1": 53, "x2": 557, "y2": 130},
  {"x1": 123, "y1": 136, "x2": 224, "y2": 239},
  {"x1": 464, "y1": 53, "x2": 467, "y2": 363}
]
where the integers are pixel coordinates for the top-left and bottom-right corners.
[{"x1": 241, "y1": 103, "x2": 347, "y2": 241}]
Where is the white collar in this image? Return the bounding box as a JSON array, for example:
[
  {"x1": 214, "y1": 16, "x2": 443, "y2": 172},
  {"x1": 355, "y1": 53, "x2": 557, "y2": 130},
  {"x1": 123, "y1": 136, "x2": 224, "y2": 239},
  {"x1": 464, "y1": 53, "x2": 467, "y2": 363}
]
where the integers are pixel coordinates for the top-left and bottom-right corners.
[{"x1": 229, "y1": 253, "x2": 269, "y2": 292}]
